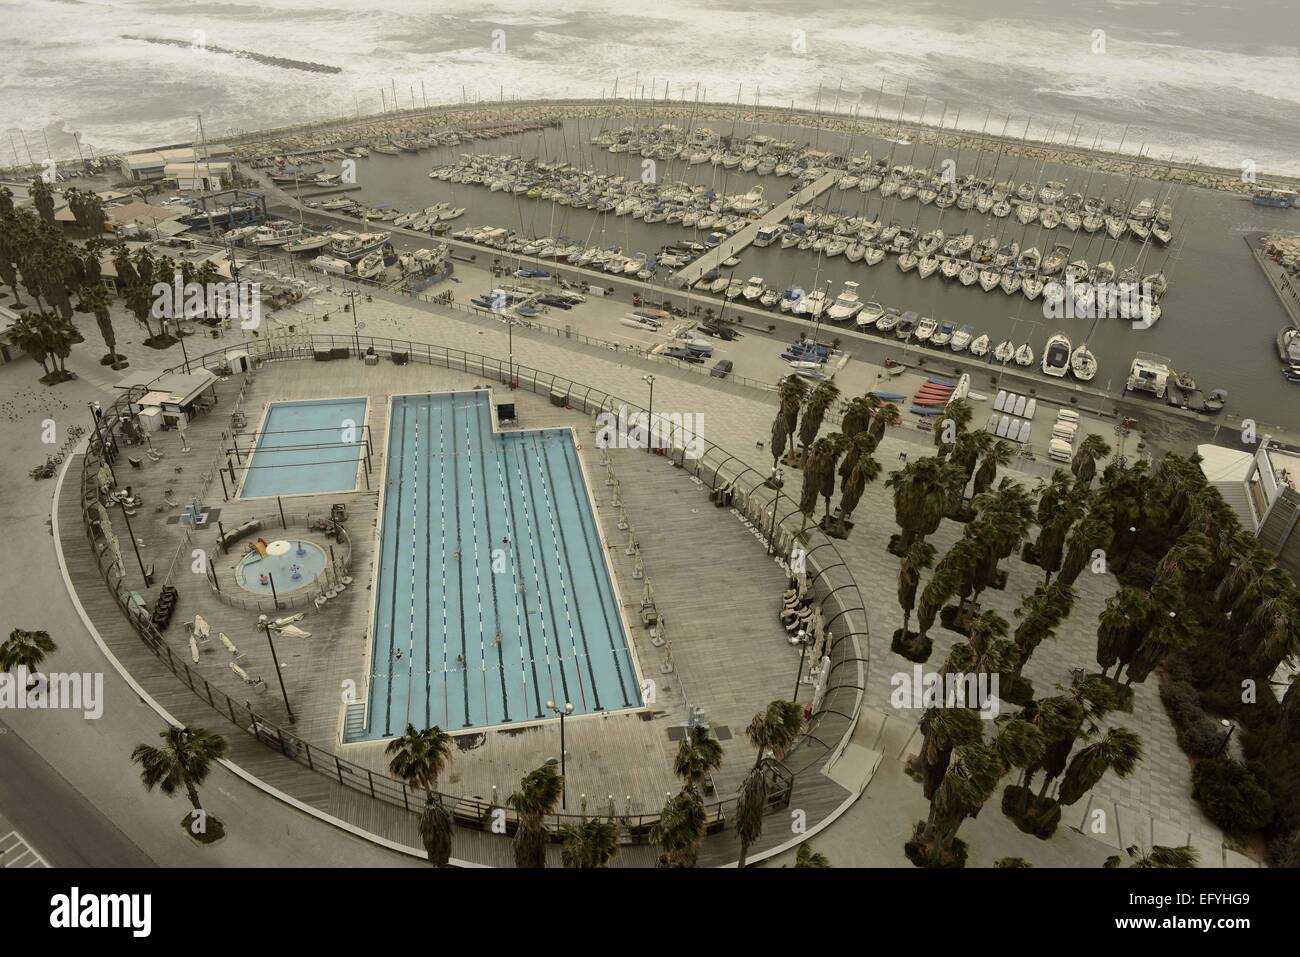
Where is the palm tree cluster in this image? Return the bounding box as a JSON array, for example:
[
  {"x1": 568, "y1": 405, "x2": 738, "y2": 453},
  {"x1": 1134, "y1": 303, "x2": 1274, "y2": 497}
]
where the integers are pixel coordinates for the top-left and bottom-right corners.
[
  {"x1": 0, "y1": 186, "x2": 130, "y2": 380},
  {"x1": 768, "y1": 379, "x2": 890, "y2": 541}
]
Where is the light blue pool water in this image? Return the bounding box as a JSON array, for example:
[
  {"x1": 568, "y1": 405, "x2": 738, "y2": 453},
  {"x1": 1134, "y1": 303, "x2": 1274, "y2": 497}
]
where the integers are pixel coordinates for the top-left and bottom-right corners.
[
  {"x1": 240, "y1": 398, "x2": 368, "y2": 498},
  {"x1": 363, "y1": 391, "x2": 642, "y2": 738},
  {"x1": 235, "y1": 540, "x2": 327, "y2": 596}
]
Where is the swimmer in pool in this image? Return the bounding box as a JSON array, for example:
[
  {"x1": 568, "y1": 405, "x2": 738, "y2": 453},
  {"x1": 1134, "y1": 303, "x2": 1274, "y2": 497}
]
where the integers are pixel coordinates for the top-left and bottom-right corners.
[{"x1": 395, "y1": 648, "x2": 402, "y2": 660}]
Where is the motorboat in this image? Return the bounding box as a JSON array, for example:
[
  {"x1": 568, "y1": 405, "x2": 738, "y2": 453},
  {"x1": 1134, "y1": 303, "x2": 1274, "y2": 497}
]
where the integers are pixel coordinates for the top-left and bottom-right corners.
[
  {"x1": 931, "y1": 321, "x2": 956, "y2": 347},
  {"x1": 914, "y1": 316, "x2": 938, "y2": 342},
  {"x1": 826, "y1": 281, "x2": 864, "y2": 321},
  {"x1": 876, "y1": 308, "x2": 901, "y2": 332},
  {"x1": 793, "y1": 289, "x2": 828, "y2": 318},
  {"x1": 950, "y1": 325, "x2": 973, "y2": 352},
  {"x1": 282, "y1": 232, "x2": 332, "y2": 253},
  {"x1": 856, "y1": 300, "x2": 885, "y2": 328},
  {"x1": 1041, "y1": 333, "x2": 1071, "y2": 377},
  {"x1": 741, "y1": 276, "x2": 765, "y2": 300},
  {"x1": 895, "y1": 311, "x2": 919, "y2": 341}
]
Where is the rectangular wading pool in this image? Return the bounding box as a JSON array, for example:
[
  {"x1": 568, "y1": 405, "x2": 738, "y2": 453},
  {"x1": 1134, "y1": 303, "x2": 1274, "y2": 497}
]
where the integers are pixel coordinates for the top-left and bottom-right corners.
[
  {"x1": 239, "y1": 398, "x2": 369, "y2": 499},
  {"x1": 361, "y1": 390, "x2": 643, "y2": 739}
]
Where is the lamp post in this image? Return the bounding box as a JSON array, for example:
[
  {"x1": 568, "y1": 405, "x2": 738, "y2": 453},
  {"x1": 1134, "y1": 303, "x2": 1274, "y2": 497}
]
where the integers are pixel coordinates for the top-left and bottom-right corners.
[
  {"x1": 347, "y1": 289, "x2": 361, "y2": 357},
  {"x1": 792, "y1": 631, "x2": 810, "y2": 702},
  {"x1": 88, "y1": 400, "x2": 117, "y2": 486},
  {"x1": 258, "y1": 613, "x2": 295, "y2": 724},
  {"x1": 117, "y1": 499, "x2": 149, "y2": 586},
  {"x1": 1217, "y1": 718, "x2": 1235, "y2": 757},
  {"x1": 546, "y1": 699, "x2": 574, "y2": 808},
  {"x1": 174, "y1": 315, "x2": 191, "y2": 373},
  {"x1": 642, "y1": 374, "x2": 656, "y2": 454},
  {"x1": 767, "y1": 466, "x2": 784, "y2": 556}
]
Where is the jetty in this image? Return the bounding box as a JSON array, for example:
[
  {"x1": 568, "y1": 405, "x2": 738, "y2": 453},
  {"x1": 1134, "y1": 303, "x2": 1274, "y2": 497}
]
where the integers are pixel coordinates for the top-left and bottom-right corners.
[{"x1": 668, "y1": 171, "x2": 841, "y2": 289}]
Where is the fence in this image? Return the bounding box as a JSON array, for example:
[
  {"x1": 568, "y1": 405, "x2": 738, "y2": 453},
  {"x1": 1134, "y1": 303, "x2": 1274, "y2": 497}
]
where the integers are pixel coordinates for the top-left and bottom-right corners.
[
  {"x1": 200, "y1": 509, "x2": 354, "y2": 613},
  {"x1": 76, "y1": 333, "x2": 867, "y2": 843}
]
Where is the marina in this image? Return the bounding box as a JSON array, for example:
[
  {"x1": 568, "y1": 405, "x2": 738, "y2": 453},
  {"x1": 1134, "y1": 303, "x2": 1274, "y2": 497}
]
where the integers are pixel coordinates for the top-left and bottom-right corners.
[{"x1": 201, "y1": 111, "x2": 1300, "y2": 426}]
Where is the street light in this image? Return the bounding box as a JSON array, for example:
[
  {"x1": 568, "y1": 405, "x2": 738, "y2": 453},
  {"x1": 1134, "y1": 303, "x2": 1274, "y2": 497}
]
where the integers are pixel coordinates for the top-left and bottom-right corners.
[
  {"x1": 546, "y1": 699, "x2": 574, "y2": 808},
  {"x1": 258, "y1": 613, "x2": 295, "y2": 724},
  {"x1": 88, "y1": 400, "x2": 117, "y2": 486},
  {"x1": 642, "y1": 374, "x2": 655, "y2": 454},
  {"x1": 767, "y1": 466, "x2": 785, "y2": 556},
  {"x1": 1218, "y1": 718, "x2": 1235, "y2": 757}
]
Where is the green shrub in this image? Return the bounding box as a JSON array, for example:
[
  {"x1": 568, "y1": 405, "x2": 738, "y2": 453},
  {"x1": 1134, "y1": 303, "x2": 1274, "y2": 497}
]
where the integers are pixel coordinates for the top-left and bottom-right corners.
[
  {"x1": 1160, "y1": 680, "x2": 1204, "y2": 728},
  {"x1": 1176, "y1": 719, "x2": 1226, "y2": 759},
  {"x1": 1191, "y1": 758, "x2": 1275, "y2": 836}
]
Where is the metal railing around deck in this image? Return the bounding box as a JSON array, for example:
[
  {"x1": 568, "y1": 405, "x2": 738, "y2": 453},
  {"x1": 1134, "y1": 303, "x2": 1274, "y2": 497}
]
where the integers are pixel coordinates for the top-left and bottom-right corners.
[{"x1": 75, "y1": 333, "x2": 867, "y2": 846}]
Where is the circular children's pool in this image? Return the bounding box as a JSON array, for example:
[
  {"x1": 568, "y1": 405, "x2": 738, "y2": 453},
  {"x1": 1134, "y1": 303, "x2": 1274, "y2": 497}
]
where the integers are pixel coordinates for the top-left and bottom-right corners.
[{"x1": 235, "y1": 539, "x2": 328, "y2": 595}]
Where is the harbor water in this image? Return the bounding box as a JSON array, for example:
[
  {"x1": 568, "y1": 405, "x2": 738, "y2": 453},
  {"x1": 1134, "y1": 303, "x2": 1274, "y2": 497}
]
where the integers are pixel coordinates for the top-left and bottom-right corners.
[{"x1": 326, "y1": 117, "x2": 1300, "y2": 430}]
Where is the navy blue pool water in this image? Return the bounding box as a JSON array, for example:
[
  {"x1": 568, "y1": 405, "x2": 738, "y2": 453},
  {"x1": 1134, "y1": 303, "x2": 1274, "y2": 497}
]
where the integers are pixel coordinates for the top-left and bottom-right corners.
[
  {"x1": 240, "y1": 398, "x2": 368, "y2": 498},
  {"x1": 364, "y1": 391, "x2": 641, "y2": 737}
]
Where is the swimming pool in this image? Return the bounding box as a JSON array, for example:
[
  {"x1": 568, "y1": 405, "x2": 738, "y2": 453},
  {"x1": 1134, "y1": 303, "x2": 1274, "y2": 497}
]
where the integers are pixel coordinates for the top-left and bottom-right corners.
[
  {"x1": 240, "y1": 398, "x2": 368, "y2": 498},
  {"x1": 361, "y1": 390, "x2": 642, "y2": 739}
]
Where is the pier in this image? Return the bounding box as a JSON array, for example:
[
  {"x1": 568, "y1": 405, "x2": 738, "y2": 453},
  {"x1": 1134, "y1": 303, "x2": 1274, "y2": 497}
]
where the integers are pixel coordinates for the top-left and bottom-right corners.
[
  {"x1": 668, "y1": 171, "x2": 841, "y2": 289},
  {"x1": 1246, "y1": 231, "x2": 1300, "y2": 331}
]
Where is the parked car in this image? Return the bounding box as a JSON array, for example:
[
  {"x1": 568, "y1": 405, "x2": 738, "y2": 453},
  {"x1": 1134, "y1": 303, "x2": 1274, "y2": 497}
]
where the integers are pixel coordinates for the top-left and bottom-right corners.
[{"x1": 710, "y1": 359, "x2": 734, "y2": 379}]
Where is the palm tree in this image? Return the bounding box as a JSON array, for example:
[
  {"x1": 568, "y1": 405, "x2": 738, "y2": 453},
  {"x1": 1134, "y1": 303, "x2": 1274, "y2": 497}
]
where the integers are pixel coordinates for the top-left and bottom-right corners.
[
  {"x1": 1036, "y1": 488, "x2": 1086, "y2": 584},
  {"x1": 769, "y1": 414, "x2": 788, "y2": 470},
  {"x1": 777, "y1": 375, "x2": 808, "y2": 455},
  {"x1": 798, "y1": 439, "x2": 831, "y2": 535},
  {"x1": 78, "y1": 281, "x2": 122, "y2": 366},
  {"x1": 972, "y1": 439, "x2": 1013, "y2": 496},
  {"x1": 673, "y1": 725, "x2": 723, "y2": 793},
  {"x1": 131, "y1": 726, "x2": 229, "y2": 836},
  {"x1": 906, "y1": 740, "x2": 1005, "y2": 867},
  {"x1": 1010, "y1": 582, "x2": 1075, "y2": 677},
  {"x1": 1056, "y1": 727, "x2": 1143, "y2": 807},
  {"x1": 911, "y1": 705, "x2": 984, "y2": 801},
  {"x1": 1096, "y1": 588, "x2": 1150, "y2": 683},
  {"x1": 1071, "y1": 434, "x2": 1112, "y2": 484},
  {"x1": 1104, "y1": 844, "x2": 1199, "y2": 868},
  {"x1": 1153, "y1": 531, "x2": 1213, "y2": 593},
  {"x1": 653, "y1": 789, "x2": 708, "y2": 867},
  {"x1": 793, "y1": 844, "x2": 831, "y2": 867},
  {"x1": 886, "y1": 456, "x2": 964, "y2": 553},
  {"x1": 0, "y1": 628, "x2": 56, "y2": 679},
  {"x1": 796, "y1": 378, "x2": 840, "y2": 461},
  {"x1": 1122, "y1": 585, "x2": 1198, "y2": 686},
  {"x1": 868, "y1": 402, "x2": 901, "y2": 444},
  {"x1": 840, "y1": 394, "x2": 880, "y2": 441},
  {"x1": 734, "y1": 764, "x2": 770, "y2": 868},
  {"x1": 508, "y1": 764, "x2": 564, "y2": 868},
  {"x1": 746, "y1": 700, "x2": 803, "y2": 766},
  {"x1": 835, "y1": 432, "x2": 881, "y2": 535},
  {"x1": 384, "y1": 723, "x2": 455, "y2": 866},
  {"x1": 935, "y1": 398, "x2": 973, "y2": 454},
  {"x1": 908, "y1": 561, "x2": 960, "y2": 660},
  {"x1": 1057, "y1": 498, "x2": 1114, "y2": 586},
  {"x1": 560, "y1": 818, "x2": 620, "y2": 868},
  {"x1": 897, "y1": 541, "x2": 936, "y2": 639}
]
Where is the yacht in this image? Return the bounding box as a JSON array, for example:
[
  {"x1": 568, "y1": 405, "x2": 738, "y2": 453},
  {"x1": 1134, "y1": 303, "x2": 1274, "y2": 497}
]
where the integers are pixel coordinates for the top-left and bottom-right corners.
[
  {"x1": 253, "y1": 220, "x2": 304, "y2": 247},
  {"x1": 826, "y1": 282, "x2": 864, "y2": 321},
  {"x1": 328, "y1": 231, "x2": 390, "y2": 261},
  {"x1": 741, "y1": 276, "x2": 765, "y2": 301},
  {"x1": 1041, "y1": 333, "x2": 1072, "y2": 377},
  {"x1": 914, "y1": 316, "x2": 938, "y2": 342},
  {"x1": 282, "y1": 232, "x2": 332, "y2": 253},
  {"x1": 794, "y1": 289, "x2": 828, "y2": 318}
]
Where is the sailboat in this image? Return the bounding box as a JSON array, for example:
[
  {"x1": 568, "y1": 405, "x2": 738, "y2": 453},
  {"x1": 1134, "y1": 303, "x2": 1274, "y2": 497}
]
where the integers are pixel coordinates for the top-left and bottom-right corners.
[
  {"x1": 1070, "y1": 345, "x2": 1098, "y2": 381},
  {"x1": 970, "y1": 334, "x2": 991, "y2": 357},
  {"x1": 1041, "y1": 333, "x2": 1071, "y2": 377}
]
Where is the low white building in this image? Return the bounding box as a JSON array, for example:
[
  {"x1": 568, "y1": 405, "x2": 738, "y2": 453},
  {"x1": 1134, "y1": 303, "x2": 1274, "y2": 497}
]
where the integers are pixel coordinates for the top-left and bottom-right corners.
[{"x1": 164, "y1": 161, "x2": 233, "y2": 192}]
